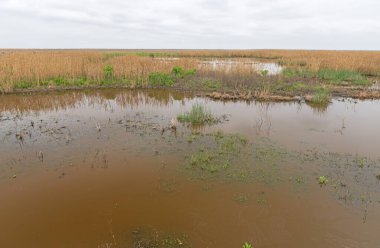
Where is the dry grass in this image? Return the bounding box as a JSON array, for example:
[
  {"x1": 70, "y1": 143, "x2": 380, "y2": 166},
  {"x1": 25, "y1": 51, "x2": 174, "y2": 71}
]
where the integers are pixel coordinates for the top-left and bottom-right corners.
[
  {"x1": 0, "y1": 50, "x2": 197, "y2": 92},
  {"x1": 175, "y1": 49, "x2": 380, "y2": 76},
  {"x1": 1, "y1": 49, "x2": 379, "y2": 92}
]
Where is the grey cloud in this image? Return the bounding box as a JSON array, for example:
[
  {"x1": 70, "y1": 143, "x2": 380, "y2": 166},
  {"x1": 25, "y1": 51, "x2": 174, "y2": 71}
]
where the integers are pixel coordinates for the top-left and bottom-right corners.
[{"x1": 0, "y1": 0, "x2": 379, "y2": 49}]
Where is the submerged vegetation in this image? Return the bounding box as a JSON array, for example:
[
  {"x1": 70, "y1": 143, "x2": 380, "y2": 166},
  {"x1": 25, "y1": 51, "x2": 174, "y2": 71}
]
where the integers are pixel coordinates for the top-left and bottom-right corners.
[{"x1": 128, "y1": 229, "x2": 190, "y2": 248}]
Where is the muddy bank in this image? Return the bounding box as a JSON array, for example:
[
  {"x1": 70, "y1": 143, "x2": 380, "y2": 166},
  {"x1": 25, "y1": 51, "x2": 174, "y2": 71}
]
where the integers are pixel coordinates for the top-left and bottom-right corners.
[{"x1": 4, "y1": 80, "x2": 380, "y2": 105}]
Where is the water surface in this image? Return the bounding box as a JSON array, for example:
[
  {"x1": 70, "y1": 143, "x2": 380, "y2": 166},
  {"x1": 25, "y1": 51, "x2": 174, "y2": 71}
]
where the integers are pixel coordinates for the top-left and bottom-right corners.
[{"x1": 0, "y1": 89, "x2": 379, "y2": 248}]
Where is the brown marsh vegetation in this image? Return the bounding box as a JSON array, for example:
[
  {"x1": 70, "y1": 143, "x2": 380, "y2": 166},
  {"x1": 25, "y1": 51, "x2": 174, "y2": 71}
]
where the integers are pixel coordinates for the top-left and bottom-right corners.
[{"x1": 1, "y1": 50, "x2": 380, "y2": 104}]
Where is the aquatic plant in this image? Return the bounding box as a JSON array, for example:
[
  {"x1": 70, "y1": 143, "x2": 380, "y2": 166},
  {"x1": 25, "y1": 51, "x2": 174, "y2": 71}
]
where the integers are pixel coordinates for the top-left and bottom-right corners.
[
  {"x1": 318, "y1": 176, "x2": 328, "y2": 185},
  {"x1": 177, "y1": 103, "x2": 218, "y2": 125},
  {"x1": 243, "y1": 242, "x2": 253, "y2": 248},
  {"x1": 310, "y1": 88, "x2": 331, "y2": 104}
]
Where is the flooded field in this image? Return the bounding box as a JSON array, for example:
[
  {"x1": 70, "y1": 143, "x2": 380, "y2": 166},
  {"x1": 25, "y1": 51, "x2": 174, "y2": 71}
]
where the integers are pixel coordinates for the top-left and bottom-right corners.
[{"x1": 1, "y1": 89, "x2": 380, "y2": 248}]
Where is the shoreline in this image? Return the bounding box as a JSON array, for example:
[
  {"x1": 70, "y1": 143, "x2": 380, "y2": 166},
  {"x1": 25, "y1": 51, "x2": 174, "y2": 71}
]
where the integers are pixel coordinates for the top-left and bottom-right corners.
[{"x1": 2, "y1": 83, "x2": 380, "y2": 101}]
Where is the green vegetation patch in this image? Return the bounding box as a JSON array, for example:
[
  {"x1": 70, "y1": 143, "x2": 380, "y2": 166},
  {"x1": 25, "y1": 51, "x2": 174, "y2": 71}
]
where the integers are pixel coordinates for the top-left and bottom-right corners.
[
  {"x1": 186, "y1": 131, "x2": 248, "y2": 176},
  {"x1": 129, "y1": 228, "x2": 190, "y2": 248},
  {"x1": 148, "y1": 67, "x2": 197, "y2": 88},
  {"x1": 103, "y1": 65, "x2": 114, "y2": 80},
  {"x1": 317, "y1": 69, "x2": 369, "y2": 85},
  {"x1": 177, "y1": 103, "x2": 219, "y2": 125},
  {"x1": 148, "y1": 72, "x2": 174, "y2": 87},
  {"x1": 282, "y1": 68, "x2": 314, "y2": 78},
  {"x1": 14, "y1": 81, "x2": 33, "y2": 89},
  {"x1": 310, "y1": 87, "x2": 331, "y2": 104}
]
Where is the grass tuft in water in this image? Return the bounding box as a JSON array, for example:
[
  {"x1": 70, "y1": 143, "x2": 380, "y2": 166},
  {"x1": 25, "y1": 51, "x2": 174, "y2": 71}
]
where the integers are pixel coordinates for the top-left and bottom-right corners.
[
  {"x1": 318, "y1": 176, "x2": 328, "y2": 185},
  {"x1": 177, "y1": 103, "x2": 218, "y2": 125},
  {"x1": 243, "y1": 241, "x2": 253, "y2": 248},
  {"x1": 310, "y1": 88, "x2": 331, "y2": 104},
  {"x1": 130, "y1": 229, "x2": 190, "y2": 248}
]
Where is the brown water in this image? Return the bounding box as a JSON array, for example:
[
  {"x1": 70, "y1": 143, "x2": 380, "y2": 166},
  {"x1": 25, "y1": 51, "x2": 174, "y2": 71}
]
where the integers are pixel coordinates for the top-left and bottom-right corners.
[{"x1": 0, "y1": 89, "x2": 379, "y2": 248}]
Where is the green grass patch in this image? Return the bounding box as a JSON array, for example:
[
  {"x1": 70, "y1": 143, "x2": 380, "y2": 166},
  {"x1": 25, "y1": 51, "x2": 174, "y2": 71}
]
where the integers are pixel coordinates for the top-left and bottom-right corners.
[
  {"x1": 53, "y1": 76, "x2": 69, "y2": 86},
  {"x1": 282, "y1": 68, "x2": 314, "y2": 78},
  {"x1": 135, "y1": 51, "x2": 178, "y2": 57},
  {"x1": 148, "y1": 72, "x2": 174, "y2": 87},
  {"x1": 103, "y1": 65, "x2": 114, "y2": 80},
  {"x1": 172, "y1": 66, "x2": 196, "y2": 78},
  {"x1": 103, "y1": 52, "x2": 128, "y2": 60},
  {"x1": 148, "y1": 67, "x2": 196, "y2": 87},
  {"x1": 317, "y1": 69, "x2": 369, "y2": 85},
  {"x1": 14, "y1": 81, "x2": 33, "y2": 89},
  {"x1": 310, "y1": 87, "x2": 331, "y2": 104},
  {"x1": 177, "y1": 103, "x2": 218, "y2": 125},
  {"x1": 202, "y1": 79, "x2": 222, "y2": 90}
]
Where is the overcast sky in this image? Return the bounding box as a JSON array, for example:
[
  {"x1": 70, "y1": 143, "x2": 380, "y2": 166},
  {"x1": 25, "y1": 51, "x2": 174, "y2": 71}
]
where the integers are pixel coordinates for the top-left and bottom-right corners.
[{"x1": 0, "y1": 0, "x2": 379, "y2": 50}]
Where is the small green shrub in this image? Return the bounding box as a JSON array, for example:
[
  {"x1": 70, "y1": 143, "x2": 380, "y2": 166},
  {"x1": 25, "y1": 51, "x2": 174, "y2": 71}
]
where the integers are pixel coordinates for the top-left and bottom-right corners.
[
  {"x1": 148, "y1": 72, "x2": 174, "y2": 87},
  {"x1": 172, "y1": 67, "x2": 196, "y2": 78},
  {"x1": 172, "y1": 66, "x2": 184, "y2": 77},
  {"x1": 103, "y1": 65, "x2": 114, "y2": 80}
]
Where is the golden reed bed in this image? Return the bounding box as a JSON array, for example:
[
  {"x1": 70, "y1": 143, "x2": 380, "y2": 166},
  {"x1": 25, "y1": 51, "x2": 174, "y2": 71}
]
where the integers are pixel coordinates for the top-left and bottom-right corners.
[{"x1": 0, "y1": 49, "x2": 379, "y2": 92}]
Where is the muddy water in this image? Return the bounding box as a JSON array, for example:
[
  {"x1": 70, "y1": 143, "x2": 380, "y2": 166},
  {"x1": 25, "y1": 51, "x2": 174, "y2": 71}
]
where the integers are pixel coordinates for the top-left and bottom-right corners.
[{"x1": 0, "y1": 89, "x2": 379, "y2": 248}]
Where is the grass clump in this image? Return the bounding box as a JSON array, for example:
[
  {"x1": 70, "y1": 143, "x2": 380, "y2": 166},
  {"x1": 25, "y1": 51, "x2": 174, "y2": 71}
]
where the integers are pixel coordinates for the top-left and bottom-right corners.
[
  {"x1": 317, "y1": 69, "x2": 369, "y2": 85},
  {"x1": 243, "y1": 242, "x2": 253, "y2": 248},
  {"x1": 148, "y1": 67, "x2": 196, "y2": 87},
  {"x1": 318, "y1": 176, "x2": 328, "y2": 185},
  {"x1": 14, "y1": 81, "x2": 33, "y2": 89},
  {"x1": 177, "y1": 103, "x2": 218, "y2": 125},
  {"x1": 149, "y1": 72, "x2": 174, "y2": 87},
  {"x1": 310, "y1": 88, "x2": 331, "y2": 104},
  {"x1": 103, "y1": 65, "x2": 114, "y2": 80},
  {"x1": 172, "y1": 66, "x2": 196, "y2": 78}
]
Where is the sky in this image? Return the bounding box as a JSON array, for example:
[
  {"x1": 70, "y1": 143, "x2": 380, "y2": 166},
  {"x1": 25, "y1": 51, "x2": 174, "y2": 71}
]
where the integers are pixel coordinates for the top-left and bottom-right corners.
[{"x1": 0, "y1": 0, "x2": 379, "y2": 50}]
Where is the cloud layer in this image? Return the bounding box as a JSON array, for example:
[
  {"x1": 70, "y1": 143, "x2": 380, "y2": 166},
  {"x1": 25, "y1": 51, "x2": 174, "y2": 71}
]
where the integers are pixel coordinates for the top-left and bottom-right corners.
[{"x1": 0, "y1": 0, "x2": 379, "y2": 49}]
